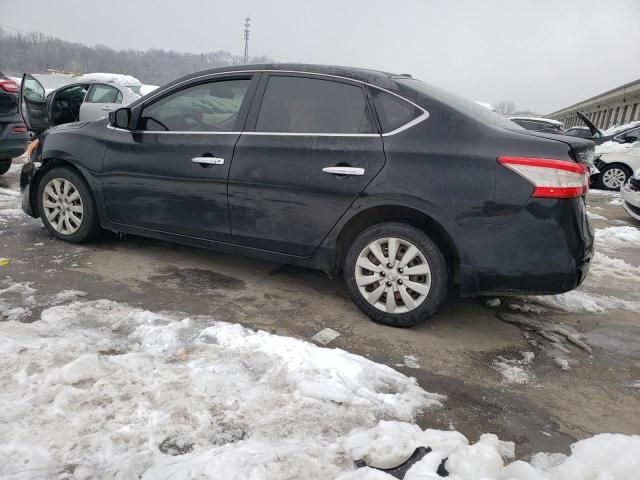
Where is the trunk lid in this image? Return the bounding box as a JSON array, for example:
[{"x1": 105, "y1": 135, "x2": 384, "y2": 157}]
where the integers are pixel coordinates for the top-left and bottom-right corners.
[{"x1": 508, "y1": 128, "x2": 596, "y2": 168}]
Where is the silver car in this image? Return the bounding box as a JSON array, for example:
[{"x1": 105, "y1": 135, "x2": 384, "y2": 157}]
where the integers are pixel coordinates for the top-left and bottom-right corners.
[{"x1": 20, "y1": 73, "x2": 142, "y2": 133}]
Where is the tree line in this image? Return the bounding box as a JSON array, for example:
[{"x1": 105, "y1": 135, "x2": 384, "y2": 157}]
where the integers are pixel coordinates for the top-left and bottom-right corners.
[{"x1": 0, "y1": 28, "x2": 273, "y2": 85}]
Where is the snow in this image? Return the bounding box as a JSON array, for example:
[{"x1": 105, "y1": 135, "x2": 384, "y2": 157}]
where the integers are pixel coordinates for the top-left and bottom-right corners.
[
  {"x1": 492, "y1": 352, "x2": 535, "y2": 385},
  {"x1": 310, "y1": 327, "x2": 341, "y2": 345},
  {"x1": 79, "y1": 72, "x2": 142, "y2": 86},
  {"x1": 474, "y1": 101, "x2": 496, "y2": 112},
  {"x1": 0, "y1": 298, "x2": 441, "y2": 479},
  {"x1": 509, "y1": 116, "x2": 564, "y2": 127},
  {"x1": 603, "y1": 120, "x2": 640, "y2": 136},
  {"x1": 140, "y1": 84, "x2": 159, "y2": 95},
  {"x1": 596, "y1": 226, "x2": 640, "y2": 250},
  {"x1": 596, "y1": 140, "x2": 637, "y2": 156}
]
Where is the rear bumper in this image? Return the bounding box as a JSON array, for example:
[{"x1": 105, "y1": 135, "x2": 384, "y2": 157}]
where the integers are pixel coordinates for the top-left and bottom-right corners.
[
  {"x1": 621, "y1": 181, "x2": 640, "y2": 221},
  {"x1": 458, "y1": 196, "x2": 594, "y2": 296},
  {"x1": 0, "y1": 123, "x2": 28, "y2": 159}
]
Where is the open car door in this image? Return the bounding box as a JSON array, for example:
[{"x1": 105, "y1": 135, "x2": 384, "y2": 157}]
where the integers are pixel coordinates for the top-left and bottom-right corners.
[
  {"x1": 20, "y1": 74, "x2": 50, "y2": 136},
  {"x1": 577, "y1": 111, "x2": 603, "y2": 139}
]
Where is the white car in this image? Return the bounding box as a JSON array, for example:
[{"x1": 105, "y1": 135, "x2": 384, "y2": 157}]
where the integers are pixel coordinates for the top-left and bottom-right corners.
[
  {"x1": 621, "y1": 169, "x2": 640, "y2": 221},
  {"x1": 20, "y1": 72, "x2": 143, "y2": 134},
  {"x1": 594, "y1": 141, "x2": 640, "y2": 190}
]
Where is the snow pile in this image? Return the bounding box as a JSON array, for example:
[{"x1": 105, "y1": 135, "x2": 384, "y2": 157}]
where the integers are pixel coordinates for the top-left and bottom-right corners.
[
  {"x1": 596, "y1": 140, "x2": 636, "y2": 156},
  {"x1": 0, "y1": 299, "x2": 440, "y2": 479},
  {"x1": 337, "y1": 421, "x2": 640, "y2": 480},
  {"x1": 0, "y1": 279, "x2": 86, "y2": 321},
  {"x1": 596, "y1": 226, "x2": 640, "y2": 250},
  {"x1": 79, "y1": 72, "x2": 142, "y2": 86},
  {"x1": 492, "y1": 352, "x2": 535, "y2": 385},
  {"x1": 0, "y1": 185, "x2": 22, "y2": 225}
]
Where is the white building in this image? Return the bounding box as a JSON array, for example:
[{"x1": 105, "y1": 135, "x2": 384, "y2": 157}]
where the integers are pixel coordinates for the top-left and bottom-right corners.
[{"x1": 547, "y1": 78, "x2": 640, "y2": 129}]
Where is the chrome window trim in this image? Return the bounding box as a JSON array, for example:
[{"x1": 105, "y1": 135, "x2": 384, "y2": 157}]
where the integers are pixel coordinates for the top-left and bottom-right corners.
[{"x1": 111, "y1": 69, "x2": 430, "y2": 137}]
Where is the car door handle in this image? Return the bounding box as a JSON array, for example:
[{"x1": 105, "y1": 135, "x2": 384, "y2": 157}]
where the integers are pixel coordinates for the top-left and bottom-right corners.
[
  {"x1": 192, "y1": 157, "x2": 225, "y2": 165},
  {"x1": 322, "y1": 166, "x2": 365, "y2": 176}
]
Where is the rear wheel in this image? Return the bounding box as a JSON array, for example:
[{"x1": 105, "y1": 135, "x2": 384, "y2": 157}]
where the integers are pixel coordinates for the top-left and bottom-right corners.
[
  {"x1": 0, "y1": 159, "x2": 11, "y2": 176},
  {"x1": 599, "y1": 164, "x2": 631, "y2": 190},
  {"x1": 344, "y1": 223, "x2": 448, "y2": 327},
  {"x1": 37, "y1": 167, "x2": 101, "y2": 243}
]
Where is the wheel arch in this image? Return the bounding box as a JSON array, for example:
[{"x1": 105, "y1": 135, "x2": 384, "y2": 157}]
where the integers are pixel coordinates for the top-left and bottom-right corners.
[
  {"x1": 332, "y1": 204, "x2": 460, "y2": 281},
  {"x1": 29, "y1": 158, "x2": 91, "y2": 218}
]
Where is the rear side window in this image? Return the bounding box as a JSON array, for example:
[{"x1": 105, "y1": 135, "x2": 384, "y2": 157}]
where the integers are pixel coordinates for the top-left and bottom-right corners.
[
  {"x1": 371, "y1": 88, "x2": 422, "y2": 133},
  {"x1": 86, "y1": 84, "x2": 120, "y2": 104},
  {"x1": 255, "y1": 76, "x2": 374, "y2": 134}
]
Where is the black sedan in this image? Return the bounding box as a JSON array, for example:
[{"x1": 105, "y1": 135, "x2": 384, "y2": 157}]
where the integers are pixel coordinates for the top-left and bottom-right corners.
[
  {"x1": 0, "y1": 72, "x2": 28, "y2": 175},
  {"x1": 20, "y1": 64, "x2": 595, "y2": 326}
]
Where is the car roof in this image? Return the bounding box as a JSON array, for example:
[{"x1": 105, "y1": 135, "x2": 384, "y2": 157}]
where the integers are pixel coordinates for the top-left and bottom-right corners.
[{"x1": 171, "y1": 63, "x2": 408, "y2": 89}]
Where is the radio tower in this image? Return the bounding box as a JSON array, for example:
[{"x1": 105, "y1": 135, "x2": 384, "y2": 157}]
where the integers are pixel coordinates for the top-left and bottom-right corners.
[{"x1": 243, "y1": 17, "x2": 251, "y2": 64}]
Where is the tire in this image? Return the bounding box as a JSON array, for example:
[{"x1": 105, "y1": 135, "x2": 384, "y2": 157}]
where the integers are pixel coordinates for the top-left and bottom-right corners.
[
  {"x1": 0, "y1": 159, "x2": 11, "y2": 176},
  {"x1": 344, "y1": 222, "x2": 448, "y2": 327},
  {"x1": 599, "y1": 164, "x2": 631, "y2": 191},
  {"x1": 37, "y1": 167, "x2": 101, "y2": 243}
]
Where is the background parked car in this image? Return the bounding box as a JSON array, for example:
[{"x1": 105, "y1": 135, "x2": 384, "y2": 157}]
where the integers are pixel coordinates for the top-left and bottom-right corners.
[
  {"x1": 20, "y1": 73, "x2": 143, "y2": 135},
  {"x1": 565, "y1": 126, "x2": 594, "y2": 139},
  {"x1": 0, "y1": 71, "x2": 28, "y2": 175},
  {"x1": 509, "y1": 116, "x2": 564, "y2": 134},
  {"x1": 621, "y1": 168, "x2": 640, "y2": 221},
  {"x1": 594, "y1": 141, "x2": 640, "y2": 190},
  {"x1": 574, "y1": 111, "x2": 640, "y2": 145}
]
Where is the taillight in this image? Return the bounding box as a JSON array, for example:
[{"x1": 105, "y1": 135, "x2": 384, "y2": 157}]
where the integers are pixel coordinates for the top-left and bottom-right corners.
[
  {"x1": 498, "y1": 156, "x2": 589, "y2": 199},
  {"x1": 0, "y1": 79, "x2": 19, "y2": 93},
  {"x1": 12, "y1": 125, "x2": 28, "y2": 134}
]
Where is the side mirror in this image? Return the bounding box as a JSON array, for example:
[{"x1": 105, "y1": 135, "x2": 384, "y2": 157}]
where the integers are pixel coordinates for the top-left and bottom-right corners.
[{"x1": 109, "y1": 107, "x2": 131, "y2": 130}]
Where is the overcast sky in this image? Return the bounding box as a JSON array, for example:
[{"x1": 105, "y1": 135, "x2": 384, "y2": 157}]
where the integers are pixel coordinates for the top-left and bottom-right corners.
[{"x1": 3, "y1": 0, "x2": 640, "y2": 113}]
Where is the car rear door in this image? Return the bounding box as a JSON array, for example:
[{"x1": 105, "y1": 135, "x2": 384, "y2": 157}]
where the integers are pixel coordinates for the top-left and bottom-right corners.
[
  {"x1": 20, "y1": 74, "x2": 50, "y2": 135},
  {"x1": 227, "y1": 73, "x2": 386, "y2": 256},
  {"x1": 80, "y1": 83, "x2": 123, "y2": 121},
  {"x1": 101, "y1": 73, "x2": 259, "y2": 242}
]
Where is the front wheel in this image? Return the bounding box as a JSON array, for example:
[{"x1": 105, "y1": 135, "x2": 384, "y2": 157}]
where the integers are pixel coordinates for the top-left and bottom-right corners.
[
  {"x1": 37, "y1": 167, "x2": 101, "y2": 243},
  {"x1": 344, "y1": 223, "x2": 448, "y2": 327},
  {"x1": 599, "y1": 164, "x2": 631, "y2": 191}
]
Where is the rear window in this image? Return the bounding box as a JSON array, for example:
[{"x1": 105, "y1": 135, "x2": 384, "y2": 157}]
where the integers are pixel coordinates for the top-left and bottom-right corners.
[
  {"x1": 397, "y1": 78, "x2": 521, "y2": 130},
  {"x1": 370, "y1": 88, "x2": 422, "y2": 133},
  {"x1": 256, "y1": 76, "x2": 374, "y2": 134}
]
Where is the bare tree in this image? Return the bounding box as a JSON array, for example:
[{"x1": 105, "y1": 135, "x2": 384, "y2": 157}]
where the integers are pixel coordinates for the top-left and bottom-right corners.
[{"x1": 496, "y1": 100, "x2": 516, "y2": 115}]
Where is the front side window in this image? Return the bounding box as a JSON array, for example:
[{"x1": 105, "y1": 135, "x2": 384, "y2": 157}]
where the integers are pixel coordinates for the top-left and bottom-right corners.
[
  {"x1": 255, "y1": 76, "x2": 374, "y2": 134},
  {"x1": 371, "y1": 88, "x2": 422, "y2": 133},
  {"x1": 140, "y1": 79, "x2": 250, "y2": 132},
  {"x1": 86, "y1": 85, "x2": 120, "y2": 104}
]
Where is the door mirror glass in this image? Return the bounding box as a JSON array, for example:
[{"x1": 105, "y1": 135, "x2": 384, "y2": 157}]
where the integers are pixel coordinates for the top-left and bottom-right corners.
[{"x1": 110, "y1": 108, "x2": 131, "y2": 129}]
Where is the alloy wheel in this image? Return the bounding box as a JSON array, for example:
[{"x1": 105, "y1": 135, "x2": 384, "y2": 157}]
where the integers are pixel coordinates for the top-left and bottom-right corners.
[
  {"x1": 42, "y1": 178, "x2": 84, "y2": 235},
  {"x1": 355, "y1": 237, "x2": 432, "y2": 314},
  {"x1": 602, "y1": 168, "x2": 627, "y2": 189}
]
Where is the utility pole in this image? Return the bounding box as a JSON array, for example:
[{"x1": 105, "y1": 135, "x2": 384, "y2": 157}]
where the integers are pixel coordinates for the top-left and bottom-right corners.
[{"x1": 243, "y1": 17, "x2": 250, "y2": 64}]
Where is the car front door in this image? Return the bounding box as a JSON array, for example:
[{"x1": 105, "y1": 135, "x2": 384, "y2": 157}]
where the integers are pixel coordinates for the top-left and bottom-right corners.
[
  {"x1": 228, "y1": 73, "x2": 386, "y2": 256},
  {"x1": 20, "y1": 74, "x2": 49, "y2": 135},
  {"x1": 101, "y1": 74, "x2": 258, "y2": 242},
  {"x1": 80, "y1": 83, "x2": 122, "y2": 122}
]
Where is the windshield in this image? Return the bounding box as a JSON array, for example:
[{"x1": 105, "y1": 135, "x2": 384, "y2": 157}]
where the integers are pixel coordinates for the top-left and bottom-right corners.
[{"x1": 397, "y1": 78, "x2": 522, "y2": 130}]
